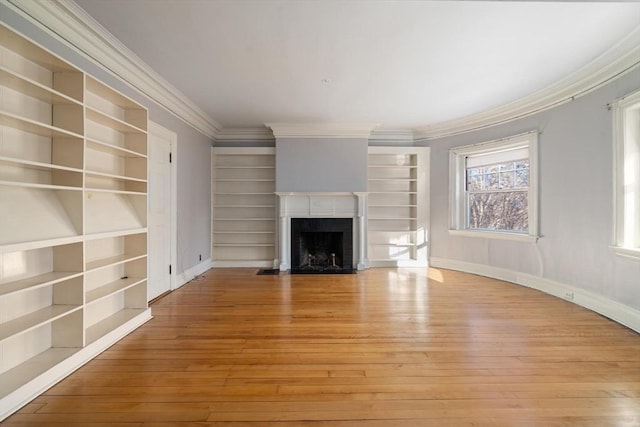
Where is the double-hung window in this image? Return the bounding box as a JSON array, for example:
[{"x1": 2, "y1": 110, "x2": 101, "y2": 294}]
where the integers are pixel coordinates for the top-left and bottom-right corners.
[
  {"x1": 612, "y1": 90, "x2": 640, "y2": 260},
  {"x1": 449, "y1": 132, "x2": 539, "y2": 241}
]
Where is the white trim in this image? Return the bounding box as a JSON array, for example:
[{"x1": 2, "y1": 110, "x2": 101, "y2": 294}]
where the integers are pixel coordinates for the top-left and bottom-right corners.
[
  {"x1": 267, "y1": 123, "x2": 379, "y2": 139},
  {"x1": 610, "y1": 246, "x2": 640, "y2": 261},
  {"x1": 449, "y1": 131, "x2": 539, "y2": 239},
  {"x1": 0, "y1": 309, "x2": 152, "y2": 421},
  {"x1": 414, "y1": 28, "x2": 640, "y2": 141},
  {"x1": 212, "y1": 260, "x2": 274, "y2": 268},
  {"x1": 612, "y1": 89, "x2": 640, "y2": 256},
  {"x1": 216, "y1": 127, "x2": 274, "y2": 143},
  {"x1": 148, "y1": 121, "x2": 179, "y2": 294},
  {"x1": 430, "y1": 257, "x2": 640, "y2": 333},
  {"x1": 3, "y1": 0, "x2": 220, "y2": 139},
  {"x1": 369, "y1": 129, "x2": 416, "y2": 144},
  {"x1": 448, "y1": 229, "x2": 538, "y2": 243},
  {"x1": 175, "y1": 259, "x2": 213, "y2": 288}
]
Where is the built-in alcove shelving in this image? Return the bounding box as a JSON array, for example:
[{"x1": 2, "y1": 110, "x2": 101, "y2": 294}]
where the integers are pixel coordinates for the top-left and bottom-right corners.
[
  {"x1": 367, "y1": 147, "x2": 429, "y2": 267},
  {"x1": 0, "y1": 23, "x2": 151, "y2": 420},
  {"x1": 212, "y1": 147, "x2": 276, "y2": 267}
]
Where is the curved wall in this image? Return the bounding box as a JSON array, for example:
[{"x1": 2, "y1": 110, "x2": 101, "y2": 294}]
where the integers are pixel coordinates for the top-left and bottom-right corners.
[{"x1": 424, "y1": 68, "x2": 640, "y2": 331}]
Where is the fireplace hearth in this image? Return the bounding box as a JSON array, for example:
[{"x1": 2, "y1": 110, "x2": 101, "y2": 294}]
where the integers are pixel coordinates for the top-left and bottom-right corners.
[{"x1": 290, "y1": 218, "x2": 354, "y2": 274}]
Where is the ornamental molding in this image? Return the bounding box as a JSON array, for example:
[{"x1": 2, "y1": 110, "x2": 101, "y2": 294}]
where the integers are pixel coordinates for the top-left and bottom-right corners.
[
  {"x1": 413, "y1": 27, "x2": 640, "y2": 141},
  {"x1": 267, "y1": 123, "x2": 379, "y2": 139},
  {"x1": 4, "y1": 0, "x2": 221, "y2": 139}
]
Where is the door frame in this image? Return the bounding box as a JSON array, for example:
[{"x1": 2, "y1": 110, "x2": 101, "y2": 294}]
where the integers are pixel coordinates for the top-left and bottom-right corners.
[{"x1": 148, "y1": 120, "x2": 178, "y2": 295}]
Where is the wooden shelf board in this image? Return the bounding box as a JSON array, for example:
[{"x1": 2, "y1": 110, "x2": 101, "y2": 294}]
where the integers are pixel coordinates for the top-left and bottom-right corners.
[
  {"x1": 0, "y1": 111, "x2": 83, "y2": 139},
  {"x1": 0, "y1": 180, "x2": 82, "y2": 191},
  {"x1": 0, "y1": 305, "x2": 81, "y2": 342},
  {"x1": 85, "y1": 253, "x2": 147, "y2": 272},
  {"x1": 85, "y1": 170, "x2": 147, "y2": 183},
  {"x1": 0, "y1": 67, "x2": 82, "y2": 105},
  {"x1": 85, "y1": 308, "x2": 147, "y2": 345},
  {"x1": 86, "y1": 107, "x2": 146, "y2": 134},
  {"x1": 85, "y1": 187, "x2": 147, "y2": 196},
  {"x1": 0, "y1": 271, "x2": 82, "y2": 297},
  {"x1": 86, "y1": 138, "x2": 147, "y2": 158},
  {"x1": 0, "y1": 347, "x2": 80, "y2": 399},
  {"x1": 84, "y1": 229, "x2": 147, "y2": 242},
  {"x1": 86, "y1": 76, "x2": 145, "y2": 110},
  {"x1": 86, "y1": 277, "x2": 146, "y2": 304},
  {"x1": 0, "y1": 235, "x2": 85, "y2": 255},
  {"x1": 0, "y1": 157, "x2": 83, "y2": 175}
]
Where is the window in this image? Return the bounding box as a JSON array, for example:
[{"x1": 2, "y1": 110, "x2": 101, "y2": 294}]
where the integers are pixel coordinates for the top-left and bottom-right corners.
[
  {"x1": 613, "y1": 90, "x2": 640, "y2": 259},
  {"x1": 449, "y1": 132, "x2": 539, "y2": 241}
]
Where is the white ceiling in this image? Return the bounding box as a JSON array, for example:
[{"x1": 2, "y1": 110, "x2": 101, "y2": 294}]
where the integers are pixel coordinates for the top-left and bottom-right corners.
[{"x1": 74, "y1": 0, "x2": 640, "y2": 133}]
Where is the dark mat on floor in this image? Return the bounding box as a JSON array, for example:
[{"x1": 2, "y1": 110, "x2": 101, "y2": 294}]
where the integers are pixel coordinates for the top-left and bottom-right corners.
[{"x1": 257, "y1": 269, "x2": 280, "y2": 275}]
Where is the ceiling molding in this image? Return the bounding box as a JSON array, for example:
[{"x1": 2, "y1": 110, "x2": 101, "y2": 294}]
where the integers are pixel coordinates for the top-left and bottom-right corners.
[
  {"x1": 413, "y1": 27, "x2": 640, "y2": 141},
  {"x1": 216, "y1": 127, "x2": 275, "y2": 143},
  {"x1": 369, "y1": 129, "x2": 415, "y2": 144},
  {"x1": 4, "y1": 0, "x2": 221, "y2": 139},
  {"x1": 267, "y1": 123, "x2": 379, "y2": 139}
]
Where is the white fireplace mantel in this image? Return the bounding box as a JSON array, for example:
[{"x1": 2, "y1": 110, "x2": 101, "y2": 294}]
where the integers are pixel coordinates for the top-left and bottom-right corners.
[{"x1": 276, "y1": 192, "x2": 368, "y2": 271}]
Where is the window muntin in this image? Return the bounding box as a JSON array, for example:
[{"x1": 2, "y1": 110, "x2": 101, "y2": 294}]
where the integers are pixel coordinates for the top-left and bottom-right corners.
[{"x1": 449, "y1": 132, "x2": 538, "y2": 241}]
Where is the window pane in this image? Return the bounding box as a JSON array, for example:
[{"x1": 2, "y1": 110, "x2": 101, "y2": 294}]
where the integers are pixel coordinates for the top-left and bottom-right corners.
[
  {"x1": 466, "y1": 168, "x2": 483, "y2": 191},
  {"x1": 515, "y1": 168, "x2": 529, "y2": 187},
  {"x1": 499, "y1": 169, "x2": 514, "y2": 188},
  {"x1": 467, "y1": 191, "x2": 528, "y2": 232}
]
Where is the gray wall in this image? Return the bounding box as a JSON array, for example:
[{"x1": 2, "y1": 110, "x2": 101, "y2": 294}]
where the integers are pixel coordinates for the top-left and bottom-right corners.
[
  {"x1": 423, "y1": 68, "x2": 640, "y2": 310},
  {"x1": 1, "y1": 6, "x2": 213, "y2": 277},
  {"x1": 276, "y1": 138, "x2": 368, "y2": 192}
]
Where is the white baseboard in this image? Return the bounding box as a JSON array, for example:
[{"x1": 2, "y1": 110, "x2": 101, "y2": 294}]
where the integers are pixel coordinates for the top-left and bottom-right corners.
[
  {"x1": 212, "y1": 260, "x2": 275, "y2": 268},
  {"x1": 175, "y1": 259, "x2": 214, "y2": 289},
  {"x1": 430, "y1": 257, "x2": 640, "y2": 333}
]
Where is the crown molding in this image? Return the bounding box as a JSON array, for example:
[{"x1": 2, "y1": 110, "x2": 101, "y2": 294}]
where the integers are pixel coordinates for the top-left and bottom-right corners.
[
  {"x1": 414, "y1": 27, "x2": 640, "y2": 141},
  {"x1": 4, "y1": 0, "x2": 221, "y2": 139},
  {"x1": 215, "y1": 127, "x2": 275, "y2": 143},
  {"x1": 267, "y1": 123, "x2": 379, "y2": 139},
  {"x1": 369, "y1": 129, "x2": 415, "y2": 144}
]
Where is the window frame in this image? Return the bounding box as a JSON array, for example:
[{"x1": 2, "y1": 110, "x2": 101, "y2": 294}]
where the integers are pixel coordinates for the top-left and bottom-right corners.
[
  {"x1": 449, "y1": 131, "x2": 539, "y2": 242},
  {"x1": 612, "y1": 90, "x2": 640, "y2": 260}
]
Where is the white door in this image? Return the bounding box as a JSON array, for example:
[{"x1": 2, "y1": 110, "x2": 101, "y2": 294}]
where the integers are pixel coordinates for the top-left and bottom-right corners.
[{"x1": 147, "y1": 122, "x2": 175, "y2": 301}]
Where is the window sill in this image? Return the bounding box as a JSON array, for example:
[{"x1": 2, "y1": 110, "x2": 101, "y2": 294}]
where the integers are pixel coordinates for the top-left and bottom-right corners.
[
  {"x1": 449, "y1": 229, "x2": 539, "y2": 243},
  {"x1": 610, "y1": 246, "x2": 640, "y2": 261}
]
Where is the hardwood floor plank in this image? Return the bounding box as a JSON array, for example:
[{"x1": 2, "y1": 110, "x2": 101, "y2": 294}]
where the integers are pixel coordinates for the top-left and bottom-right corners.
[{"x1": 2, "y1": 267, "x2": 638, "y2": 426}]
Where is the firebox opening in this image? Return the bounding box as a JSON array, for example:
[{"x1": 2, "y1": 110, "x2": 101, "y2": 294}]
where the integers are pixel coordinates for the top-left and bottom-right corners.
[{"x1": 290, "y1": 218, "x2": 354, "y2": 274}]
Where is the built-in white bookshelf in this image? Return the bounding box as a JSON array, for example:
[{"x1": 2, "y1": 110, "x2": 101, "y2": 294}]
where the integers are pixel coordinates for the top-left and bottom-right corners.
[
  {"x1": 212, "y1": 147, "x2": 276, "y2": 267},
  {"x1": 367, "y1": 147, "x2": 429, "y2": 267},
  {"x1": 0, "y1": 23, "x2": 151, "y2": 420}
]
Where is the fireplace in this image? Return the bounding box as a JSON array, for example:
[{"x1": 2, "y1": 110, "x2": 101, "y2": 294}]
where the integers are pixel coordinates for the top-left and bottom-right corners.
[{"x1": 290, "y1": 218, "x2": 354, "y2": 274}]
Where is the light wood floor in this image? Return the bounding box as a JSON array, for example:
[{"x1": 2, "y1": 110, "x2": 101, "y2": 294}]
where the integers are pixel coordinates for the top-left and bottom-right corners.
[{"x1": 3, "y1": 268, "x2": 639, "y2": 426}]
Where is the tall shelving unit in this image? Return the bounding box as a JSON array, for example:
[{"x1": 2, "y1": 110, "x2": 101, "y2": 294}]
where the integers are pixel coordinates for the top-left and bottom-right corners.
[
  {"x1": 0, "y1": 23, "x2": 151, "y2": 420},
  {"x1": 367, "y1": 147, "x2": 429, "y2": 267},
  {"x1": 212, "y1": 147, "x2": 276, "y2": 267}
]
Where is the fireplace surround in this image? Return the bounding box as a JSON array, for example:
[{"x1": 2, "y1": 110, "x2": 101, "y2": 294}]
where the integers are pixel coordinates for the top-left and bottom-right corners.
[{"x1": 276, "y1": 192, "x2": 367, "y2": 272}]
